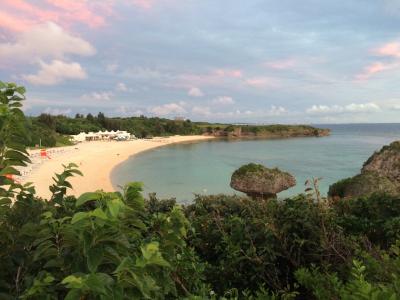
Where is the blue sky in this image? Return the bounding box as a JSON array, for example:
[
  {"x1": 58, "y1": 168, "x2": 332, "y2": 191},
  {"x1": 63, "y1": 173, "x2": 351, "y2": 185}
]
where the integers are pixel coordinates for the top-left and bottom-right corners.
[{"x1": 1, "y1": 0, "x2": 400, "y2": 123}]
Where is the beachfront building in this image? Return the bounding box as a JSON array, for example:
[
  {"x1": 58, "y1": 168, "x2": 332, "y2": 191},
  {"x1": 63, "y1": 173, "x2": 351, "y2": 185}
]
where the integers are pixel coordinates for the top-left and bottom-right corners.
[{"x1": 71, "y1": 130, "x2": 134, "y2": 143}]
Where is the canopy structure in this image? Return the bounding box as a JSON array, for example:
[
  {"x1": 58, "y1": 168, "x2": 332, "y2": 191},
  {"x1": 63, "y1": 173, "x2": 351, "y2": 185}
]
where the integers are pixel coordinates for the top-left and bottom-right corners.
[{"x1": 71, "y1": 130, "x2": 135, "y2": 143}]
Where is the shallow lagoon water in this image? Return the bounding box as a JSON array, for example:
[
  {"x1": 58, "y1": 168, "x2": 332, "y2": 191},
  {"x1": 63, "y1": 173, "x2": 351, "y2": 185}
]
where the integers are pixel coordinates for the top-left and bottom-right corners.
[{"x1": 112, "y1": 124, "x2": 400, "y2": 204}]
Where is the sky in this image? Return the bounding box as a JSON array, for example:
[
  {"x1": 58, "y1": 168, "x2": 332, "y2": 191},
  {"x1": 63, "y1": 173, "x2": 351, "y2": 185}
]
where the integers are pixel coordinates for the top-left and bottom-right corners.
[{"x1": 1, "y1": 0, "x2": 400, "y2": 123}]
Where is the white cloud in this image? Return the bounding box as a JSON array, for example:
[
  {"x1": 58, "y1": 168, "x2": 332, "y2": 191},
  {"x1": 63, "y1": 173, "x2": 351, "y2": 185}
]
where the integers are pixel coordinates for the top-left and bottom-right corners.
[
  {"x1": 190, "y1": 105, "x2": 287, "y2": 119},
  {"x1": 149, "y1": 102, "x2": 187, "y2": 116},
  {"x1": 23, "y1": 60, "x2": 87, "y2": 85},
  {"x1": 114, "y1": 106, "x2": 144, "y2": 116},
  {"x1": 43, "y1": 107, "x2": 72, "y2": 115},
  {"x1": 306, "y1": 103, "x2": 381, "y2": 114},
  {"x1": 391, "y1": 103, "x2": 400, "y2": 110},
  {"x1": 188, "y1": 87, "x2": 204, "y2": 97},
  {"x1": 268, "y1": 105, "x2": 287, "y2": 116},
  {"x1": 116, "y1": 82, "x2": 128, "y2": 92},
  {"x1": 81, "y1": 91, "x2": 114, "y2": 101},
  {"x1": 192, "y1": 106, "x2": 211, "y2": 116},
  {"x1": 212, "y1": 96, "x2": 235, "y2": 105},
  {"x1": 0, "y1": 22, "x2": 95, "y2": 63}
]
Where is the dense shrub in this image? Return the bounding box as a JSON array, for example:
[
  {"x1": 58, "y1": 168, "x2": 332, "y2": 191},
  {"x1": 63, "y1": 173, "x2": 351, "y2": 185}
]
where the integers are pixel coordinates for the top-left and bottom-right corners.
[
  {"x1": 185, "y1": 194, "x2": 354, "y2": 295},
  {"x1": 333, "y1": 193, "x2": 400, "y2": 248}
]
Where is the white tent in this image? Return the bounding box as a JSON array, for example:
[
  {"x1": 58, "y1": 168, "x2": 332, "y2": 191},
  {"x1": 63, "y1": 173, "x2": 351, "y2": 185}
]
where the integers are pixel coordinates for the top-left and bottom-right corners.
[{"x1": 71, "y1": 130, "x2": 134, "y2": 142}]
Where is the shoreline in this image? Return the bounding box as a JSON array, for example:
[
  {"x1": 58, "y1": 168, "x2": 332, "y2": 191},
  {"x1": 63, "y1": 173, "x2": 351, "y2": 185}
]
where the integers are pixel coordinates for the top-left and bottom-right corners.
[{"x1": 23, "y1": 135, "x2": 214, "y2": 199}]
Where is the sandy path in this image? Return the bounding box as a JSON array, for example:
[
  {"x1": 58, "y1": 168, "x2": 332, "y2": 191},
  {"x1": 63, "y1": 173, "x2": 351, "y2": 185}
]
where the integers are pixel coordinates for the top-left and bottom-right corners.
[{"x1": 24, "y1": 135, "x2": 214, "y2": 199}]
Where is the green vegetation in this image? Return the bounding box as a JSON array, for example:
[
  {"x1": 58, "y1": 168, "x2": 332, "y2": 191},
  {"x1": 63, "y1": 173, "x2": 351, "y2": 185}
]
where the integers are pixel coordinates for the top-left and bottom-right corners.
[
  {"x1": 1, "y1": 82, "x2": 399, "y2": 299},
  {"x1": 25, "y1": 113, "x2": 203, "y2": 147},
  {"x1": 232, "y1": 163, "x2": 266, "y2": 176},
  {"x1": 26, "y1": 114, "x2": 329, "y2": 149},
  {"x1": 198, "y1": 123, "x2": 330, "y2": 138},
  {"x1": 328, "y1": 171, "x2": 399, "y2": 198},
  {"x1": 22, "y1": 109, "x2": 328, "y2": 148},
  {"x1": 232, "y1": 163, "x2": 286, "y2": 178}
]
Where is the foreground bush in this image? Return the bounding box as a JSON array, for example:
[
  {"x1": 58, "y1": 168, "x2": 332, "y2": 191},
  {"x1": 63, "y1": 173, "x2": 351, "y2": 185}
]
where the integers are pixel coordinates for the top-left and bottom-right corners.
[{"x1": 0, "y1": 82, "x2": 204, "y2": 299}]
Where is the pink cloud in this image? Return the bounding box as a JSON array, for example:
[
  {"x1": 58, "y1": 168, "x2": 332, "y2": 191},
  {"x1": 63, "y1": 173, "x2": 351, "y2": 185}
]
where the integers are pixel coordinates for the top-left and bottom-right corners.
[
  {"x1": 356, "y1": 40, "x2": 400, "y2": 80},
  {"x1": 131, "y1": 0, "x2": 154, "y2": 9},
  {"x1": 356, "y1": 61, "x2": 399, "y2": 80},
  {"x1": 214, "y1": 68, "x2": 243, "y2": 78},
  {"x1": 0, "y1": 0, "x2": 113, "y2": 32},
  {"x1": 264, "y1": 58, "x2": 296, "y2": 70},
  {"x1": 375, "y1": 42, "x2": 400, "y2": 58},
  {"x1": 46, "y1": 0, "x2": 110, "y2": 27},
  {"x1": 0, "y1": 11, "x2": 34, "y2": 32},
  {"x1": 245, "y1": 77, "x2": 279, "y2": 89},
  {"x1": 175, "y1": 68, "x2": 244, "y2": 88}
]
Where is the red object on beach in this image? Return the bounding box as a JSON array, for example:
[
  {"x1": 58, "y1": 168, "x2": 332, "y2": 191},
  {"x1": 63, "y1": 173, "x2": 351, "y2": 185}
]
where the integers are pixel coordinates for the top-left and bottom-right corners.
[{"x1": 40, "y1": 149, "x2": 51, "y2": 159}]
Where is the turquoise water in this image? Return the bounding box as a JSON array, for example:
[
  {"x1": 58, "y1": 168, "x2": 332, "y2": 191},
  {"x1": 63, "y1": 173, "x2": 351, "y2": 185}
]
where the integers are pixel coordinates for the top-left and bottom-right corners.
[{"x1": 111, "y1": 124, "x2": 400, "y2": 204}]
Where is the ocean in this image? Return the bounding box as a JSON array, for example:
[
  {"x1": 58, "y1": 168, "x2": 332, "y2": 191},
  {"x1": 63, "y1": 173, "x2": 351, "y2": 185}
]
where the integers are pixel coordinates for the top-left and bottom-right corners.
[{"x1": 111, "y1": 123, "x2": 400, "y2": 204}]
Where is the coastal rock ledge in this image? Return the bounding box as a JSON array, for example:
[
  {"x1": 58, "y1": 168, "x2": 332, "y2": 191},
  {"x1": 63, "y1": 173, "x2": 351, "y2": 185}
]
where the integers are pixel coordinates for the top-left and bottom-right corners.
[
  {"x1": 329, "y1": 141, "x2": 400, "y2": 199},
  {"x1": 230, "y1": 163, "x2": 296, "y2": 200}
]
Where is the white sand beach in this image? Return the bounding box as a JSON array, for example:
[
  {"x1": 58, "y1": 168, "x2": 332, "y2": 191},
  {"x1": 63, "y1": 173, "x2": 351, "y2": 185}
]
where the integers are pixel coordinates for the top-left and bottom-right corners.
[{"x1": 23, "y1": 135, "x2": 214, "y2": 199}]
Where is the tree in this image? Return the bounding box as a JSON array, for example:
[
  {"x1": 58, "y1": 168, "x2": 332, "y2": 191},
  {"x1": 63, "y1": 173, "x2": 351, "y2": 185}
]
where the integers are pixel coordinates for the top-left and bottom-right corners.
[
  {"x1": 86, "y1": 113, "x2": 94, "y2": 122},
  {"x1": 97, "y1": 112, "x2": 106, "y2": 127},
  {"x1": 38, "y1": 113, "x2": 56, "y2": 129}
]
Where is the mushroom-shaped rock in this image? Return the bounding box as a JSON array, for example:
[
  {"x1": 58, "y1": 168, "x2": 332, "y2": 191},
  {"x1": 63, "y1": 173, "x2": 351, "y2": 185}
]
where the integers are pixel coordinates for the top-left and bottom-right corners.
[
  {"x1": 362, "y1": 141, "x2": 400, "y2": 182},
  {"x1": 230, "y1": 163, "x2": 296, "y2": 200},
  {"x1": 328, "y1": 171, "x2": 399, "y2": 199}
]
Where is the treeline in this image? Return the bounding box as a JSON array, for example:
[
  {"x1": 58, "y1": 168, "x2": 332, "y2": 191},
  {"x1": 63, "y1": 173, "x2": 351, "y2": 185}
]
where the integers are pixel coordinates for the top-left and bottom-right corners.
[
  {"x1": 26, "y1": 113, "x2": 203, "y2": 147},
  {"x1": 27, "y1": 112, "x2": 329, "y2": 148}
]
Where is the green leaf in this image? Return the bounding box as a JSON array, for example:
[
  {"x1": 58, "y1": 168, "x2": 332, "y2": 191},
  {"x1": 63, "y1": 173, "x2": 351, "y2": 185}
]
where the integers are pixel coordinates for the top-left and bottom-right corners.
[
  {"x1": 0, "y1": 166, "x2": 19, "y2": 176},
  {"x1": 91, "y1": 208, "x2": 108, "y2": 221},
  {"x1": 64, "y1": 289, "x2": 81, "y2": 300},
  {"x1": 76, "y1": 192, "x2": 101, "y2": 207},
  {"x1": 62, "y1": 275, "x2": 84, "y2": 289},
  {"x1": 7, "y1": 142, "x2": 29, "y2": 154},
  {"x1": 0, "y1": 198, "x2": 12, "y2": 206},
  {"x1": 9, "y1": 102, "x2": 22, "y2": 108},
  {"x1": 71, "y1": 212, "x2": 89, "y2": 224},
  {"x1": 61, "y1": 180, "x2": 73, "y2": 189},
  {"x1": 69, "y1": 169, "x2": 83, "y2": 176},
  {"x1": 85, "y1": 273, "x2": 107, "y2": 294},
  {"x1": 137, "y1": 242, "x2": 170, "y2": 268},
  {"x1": 87, "y1": 247, "x2": 104, "y2": 273},
  {"x1": 108, "y1": 199, "x2": 124, "y2": 218},
  {"x1": 4, "y1": 150, "x2": 30, "y2": 162},
  {"x1": 15, "y1": 86, "x2": 26, "y2": 95},
  {"x1": 3, "y1": 159, "x2": 27, "y2": 167},
  {"x1": 67, "y1": 162, "x2": 79, "y2": 168}
]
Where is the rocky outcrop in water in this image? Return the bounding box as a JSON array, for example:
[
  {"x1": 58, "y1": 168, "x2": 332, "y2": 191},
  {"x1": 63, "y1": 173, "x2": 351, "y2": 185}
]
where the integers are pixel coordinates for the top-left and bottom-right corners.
[
  {"x1": 329, "y1": 141, "x2": 400, "y2": 199},
  {"x1": 230, "y1": 163, "x2": 296, "y2": 200}
]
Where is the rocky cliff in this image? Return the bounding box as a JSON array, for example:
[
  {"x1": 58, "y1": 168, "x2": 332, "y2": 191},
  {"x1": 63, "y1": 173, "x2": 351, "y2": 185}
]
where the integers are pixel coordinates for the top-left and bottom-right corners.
[
  {"x1": 329, "y1": 141, "x2": 400, "y2": 199},
  {"x1": 362, "y1": 141, "x2": 400, "y2": 182}
]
